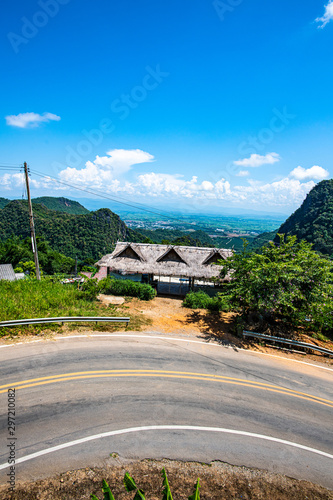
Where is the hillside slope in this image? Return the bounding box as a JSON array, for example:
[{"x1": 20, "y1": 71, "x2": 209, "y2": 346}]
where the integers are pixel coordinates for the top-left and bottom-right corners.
[
  {"x1": 275, "y1": 180, "x2": 333, "y2": 257},
  {"x1": 0, "y1": 197, "x2": 10, "y2": 209},
  {"x1": 0, "y1": 200, "x2": 142, "y2": 260},
  {"x1": 32, "y1": 196, "x2": 90, "y2": 215}
]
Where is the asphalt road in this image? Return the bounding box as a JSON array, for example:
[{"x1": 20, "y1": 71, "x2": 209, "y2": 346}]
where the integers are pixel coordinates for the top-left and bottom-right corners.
[{"x1": 0, "y1": 333, "x2": 333, "y2": 489}]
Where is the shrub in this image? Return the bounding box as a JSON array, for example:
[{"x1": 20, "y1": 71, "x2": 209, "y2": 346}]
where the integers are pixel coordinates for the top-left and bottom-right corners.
[
  {"x1": 217, "y1": 235, "x2": 333, "y2": 335},
  {"x1": 81, "y1": 265, "x2": 97, "y2": 273},
  {"x1": 183, "y1": 290, "x2": 226, "y2": 311},
  {"x1": 183, "y1": 291, "x2": 212, "y2": 309},
  {"x1": 98, "y1": 277, "x2": 156, "y2": 301},
  {"x1": 79, "y1": 278, "x2": 99, "y2": 301}
]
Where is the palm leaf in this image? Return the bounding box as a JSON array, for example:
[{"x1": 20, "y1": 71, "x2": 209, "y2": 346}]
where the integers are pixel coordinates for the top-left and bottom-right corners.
[
  {"x1": 188, "y1": 478, "x2": 200, "y2": 500},
  {"x1": 124, "y1": 472, "x2": 137, "y2": 492},
  {"x1": 133, "y1": 489, "x2": 146, "y2": 500},
  {"x1": 161, "y1": 468, "x2": 173, "y2": 500},
  {"x1": 102, "y1": 479, "x2": 116, "y2": 500}
]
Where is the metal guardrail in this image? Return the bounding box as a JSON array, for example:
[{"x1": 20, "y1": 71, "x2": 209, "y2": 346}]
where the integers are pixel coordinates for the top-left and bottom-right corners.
[
  {"x1": 243, "y1": 330, "x2": 333, "y2": 356},
  {"x1": 0, "y1": 317, "x2": 130, "y2": 327}
]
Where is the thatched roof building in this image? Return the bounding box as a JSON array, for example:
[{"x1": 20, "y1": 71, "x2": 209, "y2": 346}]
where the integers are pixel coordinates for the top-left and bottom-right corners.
[{"x1": 95, "y1": 242, "x2": 232, "y2": 281}]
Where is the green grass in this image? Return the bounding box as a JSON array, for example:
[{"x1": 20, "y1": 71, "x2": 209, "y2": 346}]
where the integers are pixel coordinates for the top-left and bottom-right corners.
[
  {"x1": 0, "y1": 279, "x2": 100, "y2": 321},
  {"x1": 0, "y1": 279, "x2": 153, "y2": 337}
]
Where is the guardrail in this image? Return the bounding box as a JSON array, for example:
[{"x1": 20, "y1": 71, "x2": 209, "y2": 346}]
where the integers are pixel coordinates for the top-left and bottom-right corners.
[
  {"x1": 243, "y1": 330, "x2": 333, "y2": 357},
  {"x1": 0, "y1": 317, "x2": 130, "y2": 327}
]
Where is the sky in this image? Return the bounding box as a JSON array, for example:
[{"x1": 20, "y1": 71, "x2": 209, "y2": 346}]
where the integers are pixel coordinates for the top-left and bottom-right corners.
[{"x1": 0, "y1": 0, "x2": 333, "y2": 216}]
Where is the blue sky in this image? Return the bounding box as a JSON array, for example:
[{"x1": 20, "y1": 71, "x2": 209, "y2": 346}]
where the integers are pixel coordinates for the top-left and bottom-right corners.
[{"x1": 0, "y1": 0, "x2": 332, "y2": 215}]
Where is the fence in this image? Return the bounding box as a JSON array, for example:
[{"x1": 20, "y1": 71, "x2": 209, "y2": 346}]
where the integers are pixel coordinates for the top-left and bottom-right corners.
[
  {"x1": 243, "y1": 330, "x2": 333, "y2": 356},
  {"x1": 0, "y1": 317, "x2": 130, "y2": 327}
]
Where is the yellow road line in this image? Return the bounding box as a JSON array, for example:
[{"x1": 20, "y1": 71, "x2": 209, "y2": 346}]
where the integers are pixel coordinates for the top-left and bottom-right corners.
[
  {"x1": 0, "y1": 369, "x2": 330, "y2": 400},
  {"x1": 1, "y1": 370, "x2": 332, "y2": 408}
]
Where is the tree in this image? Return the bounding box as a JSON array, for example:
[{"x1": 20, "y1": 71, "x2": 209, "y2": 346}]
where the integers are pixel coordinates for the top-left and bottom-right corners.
[{"x1": 218, "y1": 235, "x2": 333, "y2": 335}]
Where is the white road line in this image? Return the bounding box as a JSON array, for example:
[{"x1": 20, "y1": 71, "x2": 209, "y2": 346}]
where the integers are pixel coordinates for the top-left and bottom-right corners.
[
  {"x1": 1, "y1": 425, "x2": 333, "y2": 471},
  {"x1": 1, "y1": 333, "x2": 332, "y2": 373}
]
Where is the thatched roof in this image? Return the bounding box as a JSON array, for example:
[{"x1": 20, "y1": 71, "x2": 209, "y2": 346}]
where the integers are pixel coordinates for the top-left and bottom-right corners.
[
  {"x1": 0, "y1": 264, "x2": 16, "y2": 281},
  {"x1": 96, "y1": 243, "x2": 233, "y2": 280}
]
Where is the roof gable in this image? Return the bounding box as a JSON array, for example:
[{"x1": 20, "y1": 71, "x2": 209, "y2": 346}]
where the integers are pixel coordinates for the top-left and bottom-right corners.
[
  {"x1": 202, "y1": 250, "x2": 225, "y2": 266},
  {"x1": 156, "y1": 247, "x2": 188, "y2": 265},
  {"x1": 113, "y1": 243, "x2": 145, "y2": 262}
]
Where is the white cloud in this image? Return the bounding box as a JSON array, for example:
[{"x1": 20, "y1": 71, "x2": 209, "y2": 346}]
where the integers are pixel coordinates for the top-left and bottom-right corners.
[
  {"x1": 316, "y1": 0, "x2": 333, "y2": 27},
  {"x1": 233, "y1": 152, "x2": 280, "y2": 168},
  {"x1": 290, "y1": 165, "x2": 329, "y2": 181},
  {"x1": 236, "y1": 170, "x2": 250, "y2": 177},
  {"x1": 5, "y1": 112, "x2": 61, "y2": 129},
  {"x1": 134, "y1": 173, "x2": 231, "y2": 199},
  {"x1": 59, "y1": 149, "x2": 154, "y2": 187},
  {"x1": 0, "y1": 172, "x2": 50, "y2": 191},
  {"x1": 232, "y1": 178, "x2": 315, "y2": 206},
  {"x1": 1, "y1": 149, "x2": 322, "y2": 212}
]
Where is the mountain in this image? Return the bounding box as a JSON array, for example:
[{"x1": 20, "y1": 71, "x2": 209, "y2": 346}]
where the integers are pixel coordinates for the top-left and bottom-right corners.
[
  {"x1": 275, "y1": 180, "x2": 333, "y2": 258},
  {"x1": 248, "y1": 230, "x2": 278, "y2": 251},
  {"x1": 32, "y1": 196, "x2": 90, "y2": 215},
  {"x1": 0, "y1": 197, "x2": 10, "y2": 209},
  {"x1": 0, "y1": 200, "x2": 143, "y2": 260}
]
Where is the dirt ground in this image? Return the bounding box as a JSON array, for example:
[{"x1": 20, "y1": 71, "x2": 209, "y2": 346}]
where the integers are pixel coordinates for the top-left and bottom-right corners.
[
  {"x1": 1, "y1": 459, "x2": 333, "y2": 500},
  {"x1": 1, "y1": 295, "x2": 333, "y2": 367},
  {"x1": 114, "y1": 296, "x2": 333, "y2": 366}
]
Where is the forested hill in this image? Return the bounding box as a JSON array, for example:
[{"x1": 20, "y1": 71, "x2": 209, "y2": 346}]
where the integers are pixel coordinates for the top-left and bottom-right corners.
[
  {"x1": 0, "y1": 197, "x2": 10, "y2": 209},
  {"x1": 275, "y1": 180, "x2": 333, "y2": 257},
  {"x1": 32, "y1": 197, "x2": 90, "y2": 215},
  {"x1": 0, "y1": 200, "x2": 143, "y2": 260}
]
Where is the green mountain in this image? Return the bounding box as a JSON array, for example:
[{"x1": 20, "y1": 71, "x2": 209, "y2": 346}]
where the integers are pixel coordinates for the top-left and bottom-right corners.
[
  {"x1": 0, "y1": 197, "x2": 10, "y2": 209},
  {"x1": 32, "y1": 196, "x2": 90, "y2": 215},
  {"x1": 0, "y1": 200, "x2": 142, "y2": 260},
  {"x1": 248, "y1": 230, "x2": 278, "y2": 251},
  {"x1": 275, "y1": 180, "x2": 333, "y2": 258}
]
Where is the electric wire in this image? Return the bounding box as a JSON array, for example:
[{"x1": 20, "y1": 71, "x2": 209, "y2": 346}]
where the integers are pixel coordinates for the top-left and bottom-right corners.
[
  {"x1": 1, "y1": 165, "x2": 224, "y2": 235},
  {"x1": 29, "y1": 168, "x2": 198, "y2": 226},
  {"x1": 29, "y1": 168, "x2": 181, "y2": 218}
]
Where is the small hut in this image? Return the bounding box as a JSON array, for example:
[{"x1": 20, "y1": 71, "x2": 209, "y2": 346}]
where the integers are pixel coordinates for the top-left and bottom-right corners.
[{"x1": 95, "y1": 243, "x2": 232, "y2": 295}]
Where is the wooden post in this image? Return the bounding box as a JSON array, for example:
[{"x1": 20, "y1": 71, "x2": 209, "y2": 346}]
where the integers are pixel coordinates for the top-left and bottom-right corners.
[
  {"x1": 24, "y1": 162, "x2": 41, "y2": 280},
  {"x1": 75, "y1": 256, "x2": 78, "y2": 277}
]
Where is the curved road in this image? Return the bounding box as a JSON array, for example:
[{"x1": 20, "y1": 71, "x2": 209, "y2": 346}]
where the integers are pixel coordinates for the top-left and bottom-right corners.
[{"x1": 0, "y1": 333, "x2": 333, "y2": 489}]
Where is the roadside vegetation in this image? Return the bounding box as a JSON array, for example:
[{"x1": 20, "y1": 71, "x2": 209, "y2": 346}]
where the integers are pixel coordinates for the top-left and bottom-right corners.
[
  {"x1": 91, "y1": 469, "x2": 200, "y2": 500},
  {"x1": 0, "y1": 277, "x2": 154, "y2": 338},
  {"x1": 98, "y1": 277, "x2": 156, "y2": 301},
  {"x1": 183, "y1": 235, "x2": 333, "y2": 341}
]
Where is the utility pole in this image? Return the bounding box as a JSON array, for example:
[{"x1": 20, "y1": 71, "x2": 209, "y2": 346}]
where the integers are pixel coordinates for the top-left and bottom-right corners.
[{"x1": 24, "y1": 162, "x2": 41, "y2": 280}]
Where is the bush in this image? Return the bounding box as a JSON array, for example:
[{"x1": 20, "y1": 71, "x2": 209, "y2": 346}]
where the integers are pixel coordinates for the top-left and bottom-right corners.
[
  {"x1": 182, "y1": 291, "x2": 227, "y2": 312},
  {"x1": 183, "y1": 291, "x2": 212, "y2": 309},
  {"x1": 217, "y1": 235, "x2": 333, "y2": 335},
  {"x1": 79, "y1": 278, "x2": 99, "y2": 301},
  {"x1": 98, "y1": 277, "x2": 156, "y2": 301},
  {"x1": 81, "y1": 265, "x2": 97, "y2": 273}
]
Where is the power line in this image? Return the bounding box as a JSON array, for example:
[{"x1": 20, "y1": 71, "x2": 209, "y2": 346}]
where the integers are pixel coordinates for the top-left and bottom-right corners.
[
  {"x1": 0, "y1": 166, "x2": 22, "y2": 170},
  {"x1": 0, "y1": 163, "x2": 21, "y2": 167},
  {"x1": 29, "y1": 169, "x2": 196, "y2": 226},
  {"x1": 30, "y1": 168, "x2": 180, "y2": 218},
  {"x1": 1, "y1": 165, "x2": 215, "y2": 233}
]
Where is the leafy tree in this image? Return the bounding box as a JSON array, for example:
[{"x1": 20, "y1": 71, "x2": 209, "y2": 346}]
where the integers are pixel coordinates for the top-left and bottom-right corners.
[
  {"x1": 16, "y1": 260, "x2": 37, "y2": 276},
  {"x1": 0, "y1": 236, "x2": 75, "y2": 275},
  {"x1": 218, "y1": 235, "x2": 333, "y2": 335},
  {"x1": 143, "y1": 237, "x2": 155, "y2": 244}
]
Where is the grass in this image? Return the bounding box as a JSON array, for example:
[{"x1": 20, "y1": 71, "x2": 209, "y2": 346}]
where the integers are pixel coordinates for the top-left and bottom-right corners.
[{"x1": 0, "y1": 279, "x2": 151, "y2": 338}]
